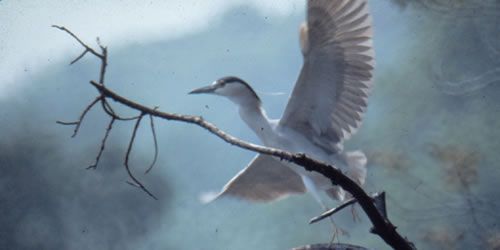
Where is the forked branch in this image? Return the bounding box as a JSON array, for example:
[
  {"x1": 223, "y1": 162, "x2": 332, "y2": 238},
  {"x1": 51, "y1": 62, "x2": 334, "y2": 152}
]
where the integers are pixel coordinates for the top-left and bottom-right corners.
[
  {"x1": 53, "y1": 25, "x2": 415, "y2": 250},
  {"x1": 54, "y1": 25, "x2": 158, "y2": 200}
]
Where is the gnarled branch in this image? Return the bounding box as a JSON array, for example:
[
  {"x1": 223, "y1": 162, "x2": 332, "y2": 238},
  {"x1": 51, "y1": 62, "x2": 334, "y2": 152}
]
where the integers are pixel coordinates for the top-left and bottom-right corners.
[{"x1": 53, "y1": 25, "x2": 415, "y2": 250}]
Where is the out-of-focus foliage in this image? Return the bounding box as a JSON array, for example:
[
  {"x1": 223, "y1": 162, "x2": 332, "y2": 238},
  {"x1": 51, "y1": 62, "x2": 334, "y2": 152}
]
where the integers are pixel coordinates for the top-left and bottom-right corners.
[
  {"x1": 372, "y1": 1, "x2": 500, "y2": 249},
  {"x1": 389, "y1": 0, "x2": 500, "y2": 96}
]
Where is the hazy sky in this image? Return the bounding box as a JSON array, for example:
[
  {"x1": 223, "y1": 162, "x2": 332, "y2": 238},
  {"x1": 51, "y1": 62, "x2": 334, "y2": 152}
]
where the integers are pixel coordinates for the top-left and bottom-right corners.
[{"x1": 0, "y1": 0, "x2": 304, "y2": 97}]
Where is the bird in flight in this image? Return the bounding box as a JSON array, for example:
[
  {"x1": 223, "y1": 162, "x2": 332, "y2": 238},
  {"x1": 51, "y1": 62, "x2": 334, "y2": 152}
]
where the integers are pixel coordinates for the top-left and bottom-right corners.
[{"x1": 190, "y1": 0, "x2": 374, "y2": 208}]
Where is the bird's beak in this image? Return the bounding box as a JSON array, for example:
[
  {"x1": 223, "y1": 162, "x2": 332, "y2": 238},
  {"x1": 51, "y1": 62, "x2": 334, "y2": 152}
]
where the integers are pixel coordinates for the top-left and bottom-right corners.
[{"x1": 188, "y1": 85, "x2": 217, "y2": 95}]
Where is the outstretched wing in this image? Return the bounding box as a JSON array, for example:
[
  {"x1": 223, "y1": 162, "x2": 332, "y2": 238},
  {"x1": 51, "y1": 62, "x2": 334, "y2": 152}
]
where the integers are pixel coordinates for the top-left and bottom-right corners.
[
  {"x1": 279, "y1": 0, "x2": 374, "y2": 153},
  {"x1": 201, "y1": 154, "x2": 306, "y2": 203}
]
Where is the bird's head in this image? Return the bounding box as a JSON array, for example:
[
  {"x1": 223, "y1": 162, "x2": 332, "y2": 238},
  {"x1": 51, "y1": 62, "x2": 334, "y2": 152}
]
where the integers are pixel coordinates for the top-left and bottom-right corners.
[{"x1": 189, "y1": 76, "x2": 261, "y2": 106}]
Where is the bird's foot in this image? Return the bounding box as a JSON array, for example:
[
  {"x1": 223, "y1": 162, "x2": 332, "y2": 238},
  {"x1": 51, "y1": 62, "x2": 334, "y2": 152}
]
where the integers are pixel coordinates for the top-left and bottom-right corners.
[{"x1": 328, "y1": 217, "x2": 350, "y2": 244}]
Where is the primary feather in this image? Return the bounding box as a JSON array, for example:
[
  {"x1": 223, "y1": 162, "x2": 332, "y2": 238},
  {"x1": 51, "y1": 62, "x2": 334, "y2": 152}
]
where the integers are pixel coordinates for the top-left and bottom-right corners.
[{"x1": 280, "y1": 0, "x2": 374, "y2": 154}]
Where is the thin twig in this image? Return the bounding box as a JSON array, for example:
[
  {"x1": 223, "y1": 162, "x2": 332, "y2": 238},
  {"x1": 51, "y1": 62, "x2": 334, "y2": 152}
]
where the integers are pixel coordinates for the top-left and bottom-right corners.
[
  {"x1": 87, "y1": 117, "x2": 115, "y2": 170},
  {"x1": 56, "y1": 96, "x2": 100, "y2": 137},
  {"x1": 101, "y1": 97, "x2": 141, "y2": 121},
  {"x1": 73, "y1": 97, "x2": 100, "y2": 137},
  {"x1": 124, "y1": 113, "x2": 158, "y2": 200},
  {"x1": 310, "y1": 197, "x2": 360, "y2": 225},
  {"x1": 70, "y1": 49, "x2": 89, "y2": 65},
  {"x1": 145, "y1": 114, "x2": 158, "y2": 174},
  {"x1": 101, "y1": 98, "x2": 118, "y2": 116},
  {"x1": 96, "y1": 37, "x2": 105, "y2": 50},
  {"x1": 98, "y1": 45, "x2": 107, "y2": 84},
  {"x1": 52, "y1": 25, "x2": 103, "y2": 59},
  {"x1": 56, "y1": 121, "x2": 79, "y2": 125},
  {"x1": 310, "y1": 192, "x2": 386, "y2": 224}
]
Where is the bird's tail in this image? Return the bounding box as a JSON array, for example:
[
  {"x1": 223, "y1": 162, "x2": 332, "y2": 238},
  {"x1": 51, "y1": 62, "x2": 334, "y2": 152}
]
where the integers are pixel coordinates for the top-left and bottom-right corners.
[{"x1": 325, "y1": 150, "x2": 367, "y2": 201}]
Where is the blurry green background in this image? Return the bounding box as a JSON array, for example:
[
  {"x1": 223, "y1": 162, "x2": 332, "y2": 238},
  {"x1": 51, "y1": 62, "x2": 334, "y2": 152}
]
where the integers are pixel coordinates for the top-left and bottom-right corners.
[{"x1": 1, "y1": 0, "x2": 499, "y2": 249}]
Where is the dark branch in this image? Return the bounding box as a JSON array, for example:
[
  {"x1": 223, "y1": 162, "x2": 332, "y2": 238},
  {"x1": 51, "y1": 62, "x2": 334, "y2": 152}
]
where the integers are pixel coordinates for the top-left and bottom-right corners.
[
  {"x1": 53, "y1": 25, "x2": 157, "y2": 199},
  {"x1": 98, "y1": 43, "x2": 107, "y2": 84},
  {"x1": 52, "y1": 25, "x2": 103, "y2": 59},
  {"x1": 145, "y1": 114, "x2": 159, "y2": 174},
  {"x1": 70, "y1": 49, "x2": 89, "y2": 65},
  {"x1": 90, "y1": 80, "x2": 288, "y2": 156},
  {"x1": 54, "y1": 26, "x2": 415, "y2": 250},
  {"x1": 88, "y1": 81, "x2": 414, "y2": 250},
  {"x1": 56, "y1": 96, "x2": 100, "y2": 137},
  {"x1": 310, "y1": 192, "x2": 386, "y2": 224},
  {"x1": 73, "y1": 96, "x2": 100, "y2": 137},
  {"x1": 101, "y1": 99, "x2": 141, "y2": 121},
  {"x1": 56, "y1": 121, "x2": 78, "y2": 125},
  {"x1": 124, "y1": 113, "x2": 158, "y2": 200},
  {"x1": 87, "y1": 117, "x2": 115, "y2": 170}
]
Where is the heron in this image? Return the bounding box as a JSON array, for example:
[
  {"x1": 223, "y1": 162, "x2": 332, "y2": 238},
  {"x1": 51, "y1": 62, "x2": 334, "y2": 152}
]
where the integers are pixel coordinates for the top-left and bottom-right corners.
[{"x1": 189, "y1": 0, "x2": 374, "y2": 208}]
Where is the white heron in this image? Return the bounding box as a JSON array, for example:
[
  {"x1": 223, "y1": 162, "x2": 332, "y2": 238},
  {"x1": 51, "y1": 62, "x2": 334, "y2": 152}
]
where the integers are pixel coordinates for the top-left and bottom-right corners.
[{"x1": 190, "y1": 0, "x2": 374, "y2": 208}]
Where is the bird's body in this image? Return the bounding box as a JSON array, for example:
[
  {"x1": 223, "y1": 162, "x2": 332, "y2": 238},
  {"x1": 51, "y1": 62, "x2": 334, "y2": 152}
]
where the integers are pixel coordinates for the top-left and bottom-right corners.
[
  {"x1": 238, "y1": 104, "x2": 338, "y2": 186},
  {"x1": 190, "y1": 0, "x2": 374, "y2": 206}
]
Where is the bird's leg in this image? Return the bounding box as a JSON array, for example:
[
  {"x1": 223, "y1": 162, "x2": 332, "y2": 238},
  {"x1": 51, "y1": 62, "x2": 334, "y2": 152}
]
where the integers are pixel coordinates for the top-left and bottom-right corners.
[
  {"x1": 318, "y1": 201, "x2": 341, "y2": 243},
  {"x1": 318, "y1": 201, "x2": 350, "y2": 243},
  {"x1": 350, "y1": 204, "x2": 361, "y2": 222},
  {"x1": 330, "y1": 217, "x2": 350, "y2": 240},
  {"x1": 301, "y1": 175, "x2": 349, "y2": 241},
  {"x1": 328, "y1": 216, "x2": 349, "y2": 244}
]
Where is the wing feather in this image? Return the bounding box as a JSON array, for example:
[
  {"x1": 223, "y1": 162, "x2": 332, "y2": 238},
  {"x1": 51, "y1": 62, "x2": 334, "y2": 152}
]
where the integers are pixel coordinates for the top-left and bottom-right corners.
[
  {"x1": 279, "y1": 0, "x2": 374, "y2": 153},
  {"x1": 204, "y1": 154, "x2": 306, "y2": 203},
  {"x1": 336, "y1": 2, "x2": 367, "y2": 24}
]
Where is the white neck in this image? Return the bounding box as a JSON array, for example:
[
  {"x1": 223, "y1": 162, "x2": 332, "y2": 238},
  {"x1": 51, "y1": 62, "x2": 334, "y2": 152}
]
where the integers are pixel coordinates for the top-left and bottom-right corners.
[{"x1": 238, "y1": 104, "x2": 274, "y2": 145}]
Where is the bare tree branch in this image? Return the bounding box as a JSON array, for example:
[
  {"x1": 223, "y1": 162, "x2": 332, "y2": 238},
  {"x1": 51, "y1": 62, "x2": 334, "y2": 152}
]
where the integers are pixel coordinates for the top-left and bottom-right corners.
[
  {"x1": 56, "y1": 121, "x2": 78, "y2": 125},
  {"x1": 123, "y1": 113, "x2": 158, "y2": 200},
  {"x1": 97, "y1": 41, "x2": 107, "y2": 84},
  {"x1": 310, "y1": 192, "x2": 386, "y2": 224},
  {"x1": 145, "y1": 114, "x2": 159, "y2": 174},
  {"x1": 101, "y1": 99, "x2": 141, "y2": 121},
  {"x1": 52, "y1": 25, "x2": 104, "y2": 60},
  {"x1": 53, "y1": 25, "x2": 415, "y2": 250},
  {"x1": 87, "y1": 117, "x2": 115, "y2": 170},
  {"x1": 70, "y1": 49, "x2": 89, "y2": 65},
  {"x1": 56, "y1": 96, "x2": 100, "y2": 137},
  {"x1": 54, "y1": 25, "x2": 158, "y2": 199}
]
